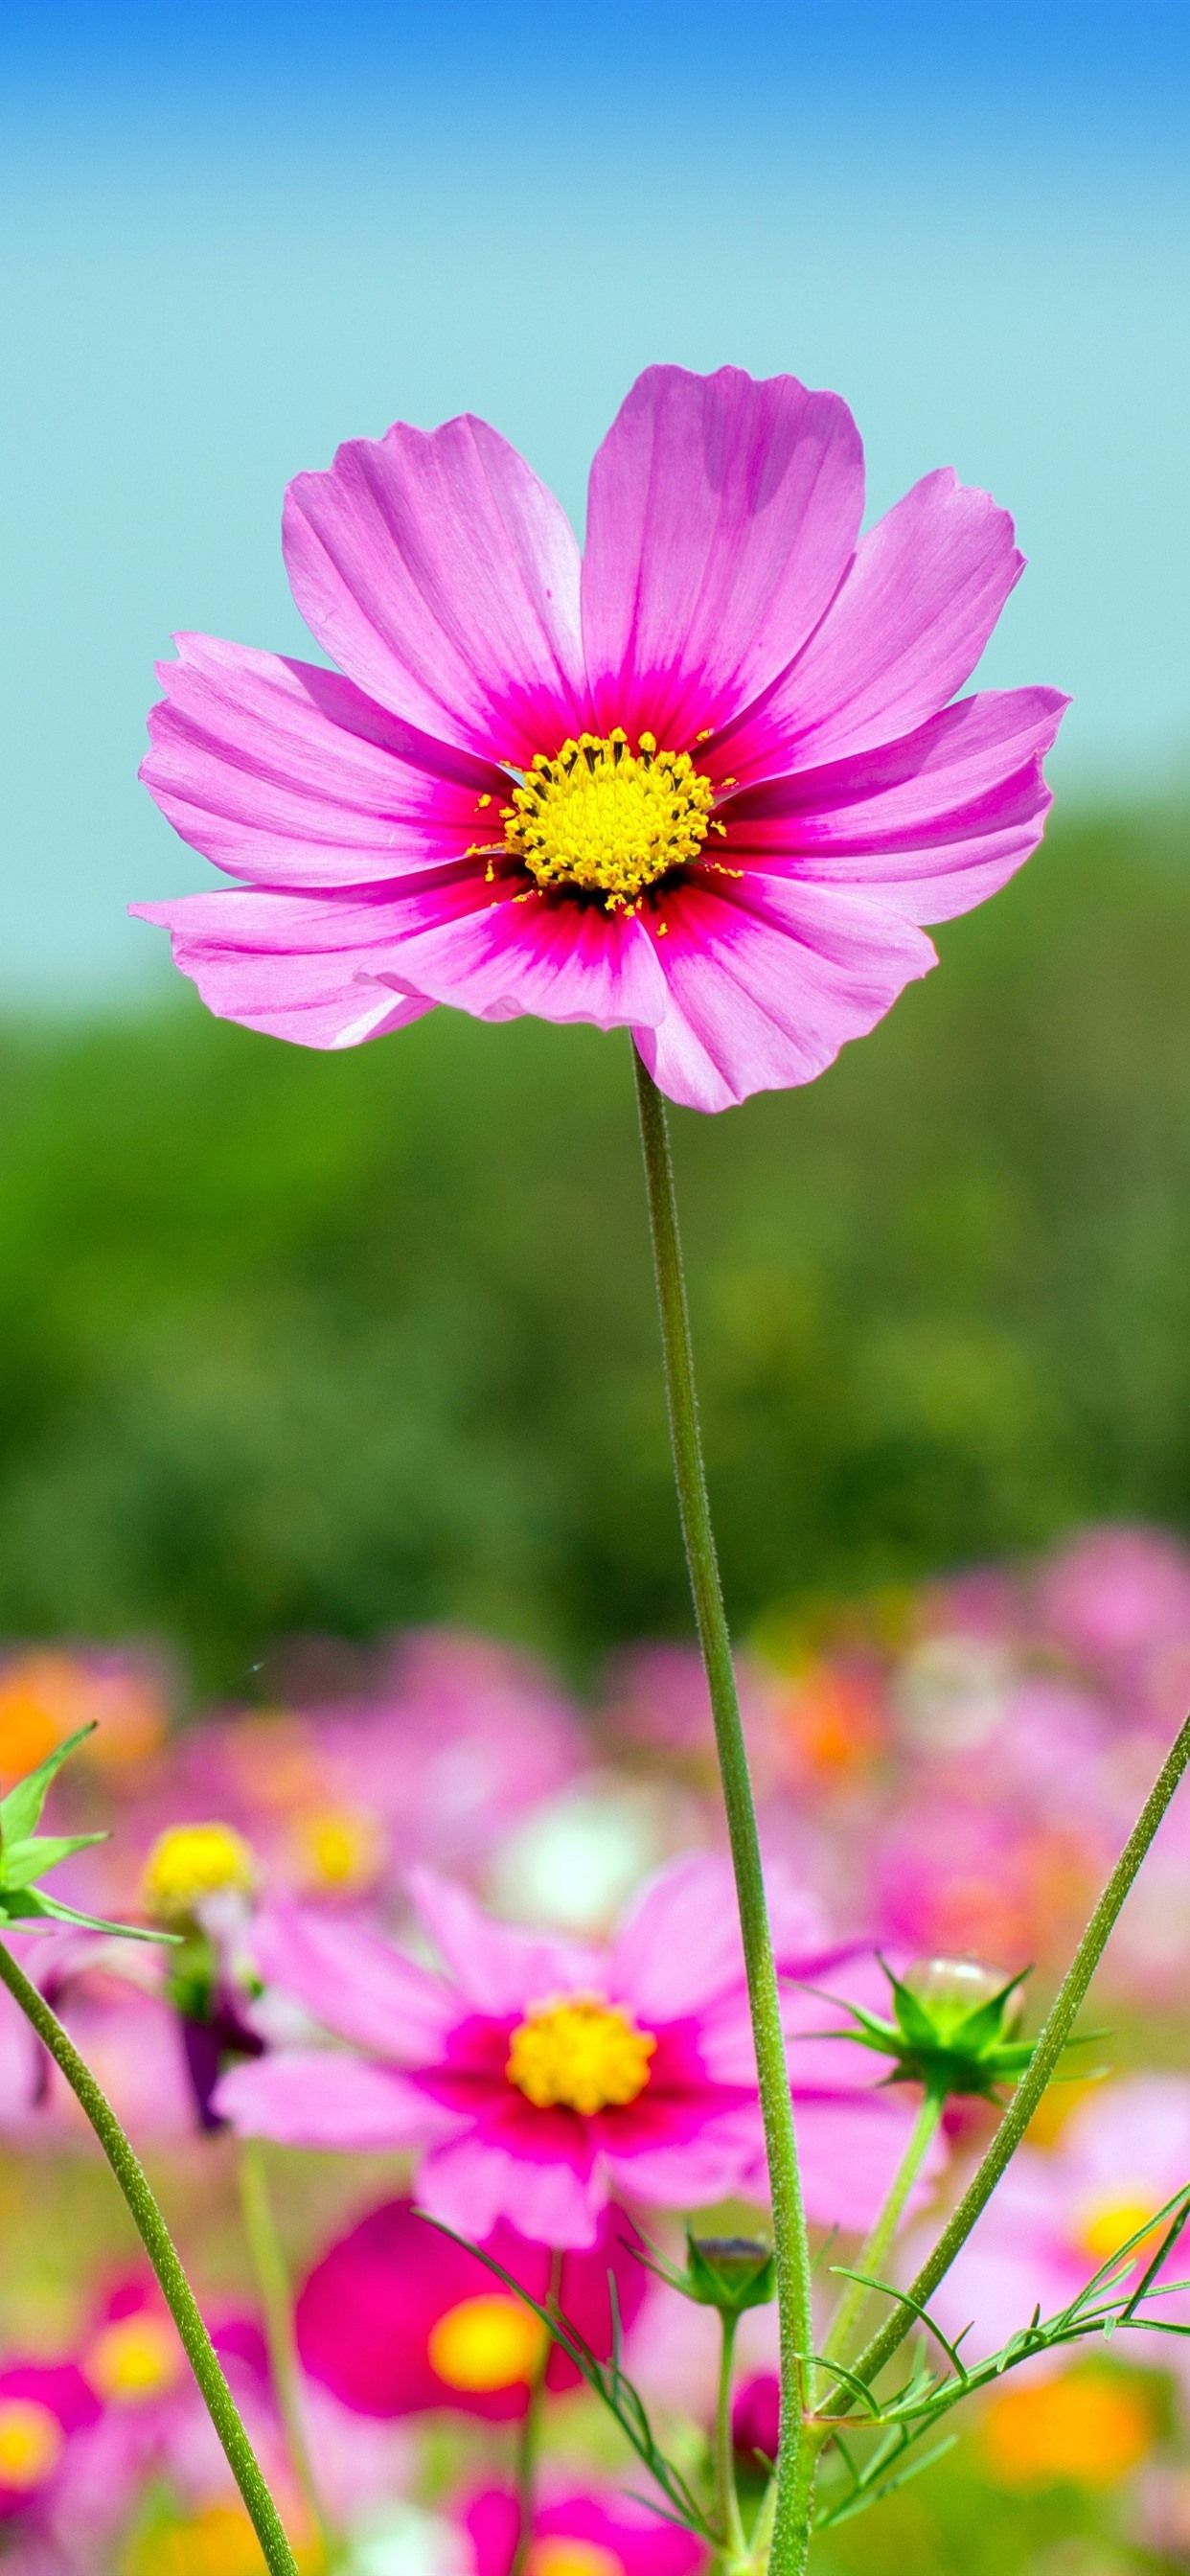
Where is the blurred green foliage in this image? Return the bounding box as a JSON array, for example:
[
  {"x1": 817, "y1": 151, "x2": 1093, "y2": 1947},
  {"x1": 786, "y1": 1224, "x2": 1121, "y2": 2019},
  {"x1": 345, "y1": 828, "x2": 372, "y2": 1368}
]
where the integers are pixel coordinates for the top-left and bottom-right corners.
[{"x1": 1, "y1": 796, "x2": 1188, "y2": 1693}]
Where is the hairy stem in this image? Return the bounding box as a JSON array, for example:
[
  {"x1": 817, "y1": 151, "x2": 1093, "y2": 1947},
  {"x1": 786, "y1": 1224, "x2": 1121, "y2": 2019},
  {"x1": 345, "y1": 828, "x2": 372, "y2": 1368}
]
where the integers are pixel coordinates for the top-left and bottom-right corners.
[
  {"x1": 238, "y1": 2138, "x2": 333, "y2": 2563},
  {"x1": 714, "y1": 2314, "x2": 746, "y2": 2563},
  {"x1": 818, "y1": 2082, "x2": 946, "y2": 2385},
  {"x1": 632, "y1": 1048, "x2": 815, "y2": 2576},
  {"x1": 830, "y1": 1707, "x2": 1190, "y2": 2412},
  {"x1": 0, "y1": 1938, "x2": 299, "y2": 2576},
  {"x1": 510, "y1": 2251, "x2": 560, "y2": 2576}
]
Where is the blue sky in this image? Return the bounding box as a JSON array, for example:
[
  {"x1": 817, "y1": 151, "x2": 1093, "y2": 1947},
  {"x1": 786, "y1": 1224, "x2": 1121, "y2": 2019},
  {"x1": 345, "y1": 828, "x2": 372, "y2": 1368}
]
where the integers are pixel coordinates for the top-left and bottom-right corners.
[{"x1": 4, "y1": 2, "x2": 1188, "y2": 1000}]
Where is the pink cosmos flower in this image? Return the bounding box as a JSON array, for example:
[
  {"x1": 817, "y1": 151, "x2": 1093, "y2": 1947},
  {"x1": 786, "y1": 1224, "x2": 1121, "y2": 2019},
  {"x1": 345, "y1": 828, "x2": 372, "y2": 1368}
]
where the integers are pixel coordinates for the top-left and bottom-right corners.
[
  {"x1": 927, "y1": 2076, "x2": 1190, "y2": 2369},
  {"x1": 0, "y1": 2363, "x2": 99, "y2": 2526},
  {"x1": 134, "y1": 365, "x2": 1065, "y2": 1112},
  {"x1": 461, "y1": 2482, "x2": 705, "y2": 2576},
  {"x1": 295, "y1": 2196, "x2": 645, "y2": 2420},
  {"x1": 215, "y1": 1855, "x2": 938, "y2": 2245}
]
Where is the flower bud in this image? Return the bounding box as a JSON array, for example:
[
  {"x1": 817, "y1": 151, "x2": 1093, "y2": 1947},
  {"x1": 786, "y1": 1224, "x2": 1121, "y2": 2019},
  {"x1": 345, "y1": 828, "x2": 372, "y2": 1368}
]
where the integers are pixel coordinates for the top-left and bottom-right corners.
[
  {"x1": 825, "y1": 1953, "x2": 1035, "y2": 2101},
  {"x1": 684, "y1": 2233, "x2": 776, "y2": 2313}
]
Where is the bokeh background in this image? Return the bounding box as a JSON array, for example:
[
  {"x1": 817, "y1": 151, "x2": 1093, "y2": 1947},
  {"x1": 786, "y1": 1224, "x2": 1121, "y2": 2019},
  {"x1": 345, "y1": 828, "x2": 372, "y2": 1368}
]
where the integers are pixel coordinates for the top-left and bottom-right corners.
[{"x1": 3, "y1": 5, "x2": 1190, "y2": 2571}]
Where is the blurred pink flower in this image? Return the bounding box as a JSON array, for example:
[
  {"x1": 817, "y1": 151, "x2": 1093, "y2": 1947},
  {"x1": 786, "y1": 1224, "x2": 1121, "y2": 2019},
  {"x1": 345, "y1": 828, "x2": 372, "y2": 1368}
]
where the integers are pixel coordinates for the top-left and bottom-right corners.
[
  {"x1": 0, "y1": 2362, "x2": 98, "y2": 2526},
  {"x1": 295, "y1": 2195, "x2": 645, "y2": 2420},
  {"x1": 461, "y1": 2481, "x2": 705, "y2": 2576},
  {"x1": 1037, "y1": 1525, "x2": 1190, "y2": 1713},
  {"x1": 135, "y1": 365, "x2": 1064, "y2": 1112},
  {"x1": 928, "y1": 2077, "x2": 1190, "y2": 2365}
]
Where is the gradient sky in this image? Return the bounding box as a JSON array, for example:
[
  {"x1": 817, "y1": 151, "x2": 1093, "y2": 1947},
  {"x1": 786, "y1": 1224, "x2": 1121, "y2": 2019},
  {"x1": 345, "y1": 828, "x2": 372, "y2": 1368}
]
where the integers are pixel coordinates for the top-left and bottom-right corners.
[{"x1": 4, "y1": 1, "x2": 1188, "y2": 1000}]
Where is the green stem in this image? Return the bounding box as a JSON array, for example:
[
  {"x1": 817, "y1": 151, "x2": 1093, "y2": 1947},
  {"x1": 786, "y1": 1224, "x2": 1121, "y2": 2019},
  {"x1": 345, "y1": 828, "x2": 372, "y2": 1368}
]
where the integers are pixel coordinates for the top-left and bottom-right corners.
[
  {"x1": 714, "y1": 2314, "x2": 746, "y2": 2564},
  {"x1": 0, "y1": 1937, "x2": 299, "y2": 2576},
  {"x1": 237, "y1": 2138, "x2": 333, "y2": 2564},
  {"x1": 818, "y1": 2083, "x2": 945, "y2": 2385},
  {"x1": 510, "y1": 2250, "x2": 559, "y2": 2576},
  {"x1": 632, "y1": 1048, "x2": 815, "y2": 2576},
  {"x1": 829, "y1": 1707, "x2": 1190, "y2": 2414}
]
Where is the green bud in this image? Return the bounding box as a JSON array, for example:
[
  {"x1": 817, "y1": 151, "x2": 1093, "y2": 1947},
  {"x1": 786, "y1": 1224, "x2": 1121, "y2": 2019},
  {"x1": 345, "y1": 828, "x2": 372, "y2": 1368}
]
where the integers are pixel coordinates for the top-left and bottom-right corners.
[
  {"x1": 823, "y1": 1953, "x2": 1035, "y2": 2102},
  {"x1": 684, "y1": 2233, "x2": 776, "y2": 2313}
]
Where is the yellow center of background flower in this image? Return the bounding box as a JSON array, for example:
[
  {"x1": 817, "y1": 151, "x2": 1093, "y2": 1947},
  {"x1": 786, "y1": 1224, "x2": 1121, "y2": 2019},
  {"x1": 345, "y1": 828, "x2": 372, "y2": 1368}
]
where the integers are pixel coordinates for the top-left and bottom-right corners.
[
  {"x1": 506, "y1": 1994, "x2": 656, "y2": 2114},
  {"x1": 1078, "y1": 2193, "x2": 1163, "y2": 2265},
  {"x1": 0, "y1": 2397, "x2": 63, "y2": 2489},
  {"x1": 502, "y1": 731, "x2": 716, "y2": 912},
  {"x1": 526, "y1": 2541, "x2": 625, "y2": 2576},
  {"x1": 123, "y1": 2499, "x2": 301, "y2": 2576},
  {"x1": 980, "y1": 2368, "x2": 1155, "y2": 2489},
  {"x1": 90, "y1": 2312, "x2": 182, "y2": 2404},
  {"x1": 426, "y1": 2293, "x2": 547, "y2": 2391},
  {"x1": 140, "y1": 1823, "x2": 257, "y2": 1922}
]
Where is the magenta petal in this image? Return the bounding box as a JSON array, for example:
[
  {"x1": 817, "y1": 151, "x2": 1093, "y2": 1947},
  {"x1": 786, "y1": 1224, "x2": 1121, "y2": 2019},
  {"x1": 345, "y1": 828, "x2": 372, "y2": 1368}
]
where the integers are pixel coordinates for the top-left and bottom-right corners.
[
  {"x1": 416, "y1": 2131, "x2": 605, "y2": 2251},
  {"x1": 372, "y1": 887, "x2": 669, "y2": 1031},
  {"x1": 214, "y1": 2050, "x2": 438, "y2": 2150},
  {"x1": 636, "y1": 871, "x2": 936, "y2": 1113},
  {"x1": 250, "y1": 1902, "x2": 458, "y2": 2059},
  {"x1": 583, "y1": 365, "x2": 863, "y2": 748},
  {"x1": 409, "y1": 1871, "x2": 600, "y2": 2018},
  {"x1": 609, "y1": 1855, "x2": 746, "y2": 2020},
  {"x1": 792, "y1": 2093, "x2": 947, "y2": 2232},
  {"x1": 140, "y1": 633, "x2": 503, "y2": 889},
  {"x1": 605, "y1": 2107, "x2": 761, "y2": 2210},
  {"x1": 727, "y1": 686, "x2": 1069, "y2": 922},
  {"x1": 722, "y1": 469, "x2": 1024, "y2": 778},
  {"x1": 283, "y1": 414, "x2": 586, "y2": 764}
]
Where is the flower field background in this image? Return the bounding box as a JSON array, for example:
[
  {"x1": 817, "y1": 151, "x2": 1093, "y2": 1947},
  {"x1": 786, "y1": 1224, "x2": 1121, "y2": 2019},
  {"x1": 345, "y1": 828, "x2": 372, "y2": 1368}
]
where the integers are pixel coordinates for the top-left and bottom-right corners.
[{"x1": 4, "y1": 786, "x2": 1190, "y2": 2572}]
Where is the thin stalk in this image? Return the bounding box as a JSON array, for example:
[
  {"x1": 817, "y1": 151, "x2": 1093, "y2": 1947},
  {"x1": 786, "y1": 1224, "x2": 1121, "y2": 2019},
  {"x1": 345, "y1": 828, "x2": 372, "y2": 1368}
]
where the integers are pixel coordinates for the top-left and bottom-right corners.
[
  {"x1": 829, "y1": 1707, "x2": 1190, "y2": 2414},
  {"x1": 817, "y1": 2083, "x2": 945, "y2": 2386},
  {"x1": 632, "y1": 1048, "x2": 815, "y2": 2576},
  {"x1": 238, "y1": 2138, "x2": 333, "y2": 2564},
  {"x1": 713, "y1": 2314, "x2": 746, "y2": 2564},
  {"x1": 510, "y1": 2251, "x2": 560, "y2": 2576},
  {"x1": 0, "y1": 1937, "x2": 299, "y2": 2576}
]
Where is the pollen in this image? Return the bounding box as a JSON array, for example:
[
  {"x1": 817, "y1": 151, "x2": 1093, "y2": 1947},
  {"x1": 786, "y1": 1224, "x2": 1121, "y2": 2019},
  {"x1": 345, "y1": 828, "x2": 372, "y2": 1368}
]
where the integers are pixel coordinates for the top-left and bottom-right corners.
[
  {"x1": 426, "y1": 2293, "x2": 547, "y2": 2392},
  {"x1": 0, "y1": 2396, "x2": 64, "y2": 2490},
  {"x1": 140, "y1": 1822, "x2": 257, "y2": 1924},
  {"x1": 503, "y1": 730, "x2": 715, "y2": 912},
  {"x1": 89, "y1": 2312, "x2": 182, "y2": 2405},
  {"x1": 507, "y1": 1993, "x2": 656, "y2": 2116}
]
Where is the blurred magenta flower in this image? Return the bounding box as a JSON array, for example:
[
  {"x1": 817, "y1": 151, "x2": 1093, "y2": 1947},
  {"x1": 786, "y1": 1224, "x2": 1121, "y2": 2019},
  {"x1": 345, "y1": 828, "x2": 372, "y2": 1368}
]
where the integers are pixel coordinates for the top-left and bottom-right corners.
[
  {"x1": 295, "y1": 2196, "x2": 644, "y2": 2419},
  {"x1": 0, "y1": 2362, "x2": 98, "y2": 2525},
  {"x1": 461, "y1": 2480, "x2": 705, "y2": 2576},
  {"x1": 135, "y1": 366, "x2": 1065, "y2": 1112}
]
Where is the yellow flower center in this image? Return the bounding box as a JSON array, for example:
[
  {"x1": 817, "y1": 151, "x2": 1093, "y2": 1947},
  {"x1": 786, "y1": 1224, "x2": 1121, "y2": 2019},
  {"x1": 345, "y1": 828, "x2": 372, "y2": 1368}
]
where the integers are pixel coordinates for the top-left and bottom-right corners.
[
  {"x1": 502, "y1": 731, "x2": 716, "y2": 912},
  {"x1": 1078, "y1": 2193, "x2": 1164, "y2": 2266},
  {"x1": 980, "y1": 2369, "x2": 1155, "y2": 2489},
  {"x1": 426, "y1": 2293, "x2": 548, "y2": 2392},
  {"x1": 289, "y1": 1806, "x2": 384, "y2": 1895},
  {"x1": 507, "y1": 1994, "x2": 656, "y2": 2116},
  {"x1": 527, "y1": 2542, "x2": 625, "y2": 2576},
  {"x1": 124, "y1": 2500, "x2": 290, "y2": 2576},
  {"x1": 89, "y1": 2312, "x2": 181, "y2": 2404},
  {"x1": 0, "y1": 2396, "x2": 64, "y2": 2490},
  {"x1": 140, "y1": 1823, "x2": 256, "y2": 1923}
]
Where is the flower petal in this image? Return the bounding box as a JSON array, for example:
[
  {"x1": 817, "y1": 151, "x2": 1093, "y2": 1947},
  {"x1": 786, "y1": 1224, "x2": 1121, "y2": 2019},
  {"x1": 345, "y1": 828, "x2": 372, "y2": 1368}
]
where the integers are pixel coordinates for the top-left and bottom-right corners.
[
  {"x1": 605, "y1": 2105, "x2": 761, "y2": 2210},
  {"x1": 582, "y1": 365, "x2": 863, "y2": 748},
  {"x1": 283, "y1": 415, "x2": 586, "y2": 764},
  {"x1": 792, "y1": 2092, "x2": 947, "y2": 2232},
  {"x1": 140, "y1": 634, "x2": 503, "y2": 889},
  {"x1": 609, "y1": 1855, "x2": 746, "y2": 2020},
  {"x1": 635, "y1": 871, "x2": 936, "y2": 1113},
  {"x1": 214, "y1": 2050, "x2": 440, "y2": 2150},
  {"x1": 372, "y1": 887, "x2": 670, "y2": 1031},
  {"x1": 409, "y1": 1870, "x2": 600, "y2": 2018},
  {"x1": 250, "y1": 1901, "x2": 458, "y2": 2059},
  {"x1": 724, "y1": 686, "x2": 1068, "y2": 921},
  {"x1": 416, "y1": 2130, "x2": 605, "y2": 2250},
  {"x1": 721, "y1": 470, "x2": 1024, "y2": 778},
  {"x1": 129, "y1": 873, "x2": 492, "y2": 1049}
]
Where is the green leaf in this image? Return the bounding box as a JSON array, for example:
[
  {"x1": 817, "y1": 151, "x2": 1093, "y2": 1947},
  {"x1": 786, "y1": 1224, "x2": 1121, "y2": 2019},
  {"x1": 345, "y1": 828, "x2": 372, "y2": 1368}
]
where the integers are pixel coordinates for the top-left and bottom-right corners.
[
  {"x1": 1, "y1": 1887, "x2": 175, "y2": 1944},
  {"x1": 0, "y1": 1725, "x2": 97, "y2": 1845},
  {"x1": 0, "y1": 1832, "x2": 108, "y2": 1892}
]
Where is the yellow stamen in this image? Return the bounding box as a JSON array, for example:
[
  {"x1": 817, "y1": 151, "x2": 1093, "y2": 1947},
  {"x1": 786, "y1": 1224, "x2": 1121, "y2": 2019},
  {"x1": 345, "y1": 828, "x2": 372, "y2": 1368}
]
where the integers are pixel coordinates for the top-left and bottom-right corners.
[
  {"x1": 89, "y1": 2312, "x2": 181, "y2": 2404},
  {"x1": 140, "y1": 1823, "x2": 256, "y2": 1923},
  {"x1": 527, "y1": 2543, "x2": 625, "y2": 2576},
  {"x1": 289, "y1": 1806, "x2": 384, "y2": 1895},
  {"x1": 0, "y1": 2397, "x2": 63, "y2": 2490},
  {"x1": 503, "y1": 730, "x2": 715, "y2": 912},
  {"x1": 426, "y1": 2293, "x2": 548, "y2": 2392},
  {"x1": 1078, "y1": 2194, "x2": 1165, "y2": 2266},
  {"x1": 507, "y1": 1994, "x2": 656, "y2": 2116},
  {"x1": 980, "y1": 2369, "x2": 1154, "y2": 2489}
]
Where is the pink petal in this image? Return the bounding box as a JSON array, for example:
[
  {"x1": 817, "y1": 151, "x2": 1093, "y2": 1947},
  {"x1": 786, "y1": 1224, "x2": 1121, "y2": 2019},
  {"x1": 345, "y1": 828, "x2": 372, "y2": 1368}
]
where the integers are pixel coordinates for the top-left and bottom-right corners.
[
  {"x1": 725, "y1": 686, "x2": 1068, "y2": 922},
  {"x1": 635, "y1": 871, "x2": 936, "y2": 1114},
  {"x1": 250, "y1": 1902, "x2": 458, "y2": 2060},
  {"x1": 582, "y1": 365, "x2": 863, "y2": 748},
  {"x1": 609, "y1": 1854, "x2": 746, "y2": 2020},
  {"x1": 140, "y1": 634, "x2": 503, "y2": 889},
  {"x1": 129, "y1": 871, "x2": 492, "y2": 1050},
  {"x1": 416, "y1": 2130, "x2": 605, "y2": 2250},
  {"x1": 409, "y1": 1871, "x2": 600, "y2": 2018},
  {"x1": 791, "y1": 2092, "x2": 947, "y2": 2233},
  {"x1": 721, "y1": 469, "x2": 1024, "y2": 779},
  {"x1": 371, "y1": 885, "x2": 670, "y2": 1031},
  {"x1": 605, "y1": 2107, "x2": 761, "y2": 2210},
  {"x1": 214, "y1": 2050, "x2": 439, "y2": 2150},
  {"x1": 283, "y1": 414, "x2": 586, "y2": 765}
]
